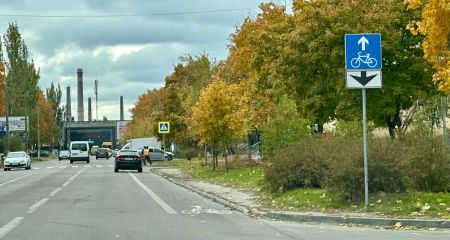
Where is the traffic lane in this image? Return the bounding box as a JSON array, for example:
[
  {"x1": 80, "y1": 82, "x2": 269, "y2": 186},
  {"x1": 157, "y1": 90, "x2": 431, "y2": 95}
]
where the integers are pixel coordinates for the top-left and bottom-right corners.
[
  {"x1": 5, "y1": 161, "x2": 297, "y2": 240},
  {"x1": 123, "y1": 169, "x2": 302, "y2": 239},
  {"x1": 3, "y1": 164, "x2": 182, "y2": 240},
  {"x1": 133, "y1": 169, "x2": 450, "y2": 240},
  {"x1": 262, "y1": 220, "x2": 450, "y2": 240},
  {"x1": 0, "y1": 158, "x2": 63, "y2": 182},
  {"x1": 0, "y1": 161, "x2": 84, "y2": 230}
]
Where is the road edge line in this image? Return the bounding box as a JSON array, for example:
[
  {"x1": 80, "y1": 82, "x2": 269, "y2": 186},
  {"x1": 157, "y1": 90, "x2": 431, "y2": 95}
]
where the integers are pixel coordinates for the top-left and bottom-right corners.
[{"x1": 128, "y1": 173, "x2": 177, "y2": 214}]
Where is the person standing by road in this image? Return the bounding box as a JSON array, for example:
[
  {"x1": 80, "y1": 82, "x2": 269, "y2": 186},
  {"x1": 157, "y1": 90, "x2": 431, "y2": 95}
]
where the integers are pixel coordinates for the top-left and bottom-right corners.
[{"x1": 143, "y1": 146, "x2": 152, "y2": 165}]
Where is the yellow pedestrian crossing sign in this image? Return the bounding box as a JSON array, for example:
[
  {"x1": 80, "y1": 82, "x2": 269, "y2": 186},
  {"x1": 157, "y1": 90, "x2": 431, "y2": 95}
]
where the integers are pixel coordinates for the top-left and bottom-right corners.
[{"x1": 158, "y1": 121, "x2": 170, "y2": 134}]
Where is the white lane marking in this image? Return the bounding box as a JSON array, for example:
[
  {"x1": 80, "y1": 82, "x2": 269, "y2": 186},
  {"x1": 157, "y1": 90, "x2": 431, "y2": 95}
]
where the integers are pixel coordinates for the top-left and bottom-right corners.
[
  {"x1": 108, "y1": 165, "x2": 113, "y2": 167},
  {"x1": 84, "y1": 165, "x2": 91, "y2": 168},
  {"x1": 33, "y1": 167, "x2": 42, "y2": 170},
  {"x1": 71, "y1": 165, "x2": 79, "y2": 168},
  {"x1": 60, "y1": 166, "x2": 67, "y2": 169},
  {"x1": 46, "y1": 167, "x2": 54, "y2": 169},
  {"x1": 62, "y1": 181, "x2": 71, "y2": 188},
  {"x1": 50, "y1": 187, "x2": 62, "y2": 197},
  {"x1": 0, "y1": 217, "x2": 23, "y2": 239},
  {"x1": 64, "y1": 168, "x2": 85, "y2": 186},
  {"x1": 0, "y1": 174, "x2": 32, "y2": 187},
  {"x1": 96, "y1": 165, "x2": 102, "y2": 168},
  {"x1": 129, "y1": 173, "x2": 177, "y2": 214},
  {"x1": 27, "y1": 198, "x2": 49, "y2": 214}
]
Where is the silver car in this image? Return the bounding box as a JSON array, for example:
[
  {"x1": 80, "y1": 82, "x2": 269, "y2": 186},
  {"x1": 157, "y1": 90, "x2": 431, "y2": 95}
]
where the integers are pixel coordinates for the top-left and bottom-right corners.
[
  {"x1": 149, "y1": 148, "x2": 170, "y2": 161},
  {"x1": 3, "y1": 151, "x2": 31, "y2": 171}
]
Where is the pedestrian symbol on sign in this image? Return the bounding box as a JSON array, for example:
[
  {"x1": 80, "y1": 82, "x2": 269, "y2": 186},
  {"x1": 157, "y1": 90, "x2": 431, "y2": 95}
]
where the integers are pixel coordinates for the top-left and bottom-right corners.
[{"x1": 158, "y1": 121, "x2": 170, "y2": 134}]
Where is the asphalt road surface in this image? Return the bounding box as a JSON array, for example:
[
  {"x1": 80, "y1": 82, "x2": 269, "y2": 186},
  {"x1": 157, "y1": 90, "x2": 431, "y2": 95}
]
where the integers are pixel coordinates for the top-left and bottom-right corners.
[{"x1": 0, "y1": 156, "x2": 448, "y2": 240}]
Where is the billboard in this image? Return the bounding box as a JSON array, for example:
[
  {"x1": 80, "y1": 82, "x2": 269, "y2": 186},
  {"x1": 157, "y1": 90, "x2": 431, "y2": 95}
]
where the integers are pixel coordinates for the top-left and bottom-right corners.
[{"x1": 0, "y1": 116, "x2": 28, "y2": 133}]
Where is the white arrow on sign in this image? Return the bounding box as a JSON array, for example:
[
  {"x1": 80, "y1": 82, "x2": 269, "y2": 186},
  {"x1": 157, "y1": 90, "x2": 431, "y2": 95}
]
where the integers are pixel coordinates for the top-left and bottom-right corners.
[{"x1": 358, "y1": 36, "x2": 369, "y2": 51}]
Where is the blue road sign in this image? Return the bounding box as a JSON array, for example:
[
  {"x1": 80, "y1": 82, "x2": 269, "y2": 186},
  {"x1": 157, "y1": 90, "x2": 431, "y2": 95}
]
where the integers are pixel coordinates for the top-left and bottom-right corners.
[{"x1": 345, "y1": 33, "x2": 382, "y2": 70}]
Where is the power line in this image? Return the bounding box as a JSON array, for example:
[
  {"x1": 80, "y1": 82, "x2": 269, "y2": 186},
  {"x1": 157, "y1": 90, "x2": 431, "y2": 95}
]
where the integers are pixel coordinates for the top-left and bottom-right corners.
[{"x1": 0, "y1": 7, "x2": 257, "y2": 18}]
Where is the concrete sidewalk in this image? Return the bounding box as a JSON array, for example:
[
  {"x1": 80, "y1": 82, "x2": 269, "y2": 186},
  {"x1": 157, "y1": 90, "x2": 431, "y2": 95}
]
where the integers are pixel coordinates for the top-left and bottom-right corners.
[{"x1": 151, "y1": 166, "x2": 450, "y2": 229}]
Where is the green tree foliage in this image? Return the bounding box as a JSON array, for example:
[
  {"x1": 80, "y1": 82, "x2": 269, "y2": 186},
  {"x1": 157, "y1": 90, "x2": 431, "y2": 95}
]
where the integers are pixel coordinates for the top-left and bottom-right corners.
[
  {"x1": 2, "y1": 23, "x2": 39, "y2": 117},
  {"x1": 260, "y1": 96, "x2": 309, "y2": 159},
  {"x1": 285, "y1": 0, "x2": 434, "y2": 136}
]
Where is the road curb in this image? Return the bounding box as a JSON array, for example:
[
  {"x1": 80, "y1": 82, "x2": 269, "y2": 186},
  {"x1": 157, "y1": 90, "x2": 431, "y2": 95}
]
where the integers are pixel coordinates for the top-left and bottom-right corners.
[
  {"x1": 150, "y1": 168, "x2": 261, "y2": 216},
  {"x1": 267, "y1": 211, "x2": 450, "y2": 228},
  {"x1": 151, "y1": 168, "x2": 450, "y2": 229}
]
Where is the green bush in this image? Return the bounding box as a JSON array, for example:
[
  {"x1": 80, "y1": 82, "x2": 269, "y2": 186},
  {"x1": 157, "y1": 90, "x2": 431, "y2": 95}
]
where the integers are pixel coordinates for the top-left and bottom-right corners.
[
  {"x1": 260, "y1": 96, "x2": 310, "y2": 159},
  {"x1": 184, "y1": 149, "x2": 197, "y2": 160},
  {"x1": 401, "y1": 129, "x2": 450, "y2": 192},
  {"x1": 264, "y1": 137, "x2": 331, "y2": 193}
]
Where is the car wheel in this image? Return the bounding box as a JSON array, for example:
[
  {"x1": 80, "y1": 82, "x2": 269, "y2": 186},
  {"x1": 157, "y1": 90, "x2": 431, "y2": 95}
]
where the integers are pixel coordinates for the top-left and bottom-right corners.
[
  {"x1": 3, "y1": 168, "x2": 7, "y2": 171},
  {"x1": 70, "y1": 160, "x2": 73, "y2": 164},
  {"x1": 96, "y1": 157, "x2": 98, "y2": 160},
  {"x1": 114, "y1": 167, "x2": 118, "y2": 172},
  {"x1": 138, "y1": 168, "x2": 142, "y2": 173},
  {"x1": 164, "y1": 156, "x2": 169, "y2": 161},
  {"x1": 87, "y1": 160, "x2": 90, "y2": 164}
]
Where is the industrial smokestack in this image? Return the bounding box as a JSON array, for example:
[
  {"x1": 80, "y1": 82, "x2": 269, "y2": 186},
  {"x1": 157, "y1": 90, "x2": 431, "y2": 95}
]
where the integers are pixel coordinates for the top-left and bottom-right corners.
[
  {"x1": 120, "y1": 96, "x2": 124, "y2": 121},
  {"x1": 88, "y1": 97, "x2": 92, "y2": 121},
  {"x1": 77, "y1": 68, "x2": 84, "y2": 121},
  {"x1": 66, "y1": 86, "x2": 71, "y2": 121}
]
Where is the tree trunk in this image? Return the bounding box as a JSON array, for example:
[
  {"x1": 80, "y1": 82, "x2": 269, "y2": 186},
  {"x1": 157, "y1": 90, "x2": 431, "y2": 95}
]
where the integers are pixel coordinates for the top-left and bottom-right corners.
[
  {"x1": 224, "y1": 149, "x2": 228, "y2": 173},
  {"x1": 386, "y1": 101, "x2": 402, "y2": 138},
  {"x1": 204, "y1": 144, "x2": 207, "y2": 166}
]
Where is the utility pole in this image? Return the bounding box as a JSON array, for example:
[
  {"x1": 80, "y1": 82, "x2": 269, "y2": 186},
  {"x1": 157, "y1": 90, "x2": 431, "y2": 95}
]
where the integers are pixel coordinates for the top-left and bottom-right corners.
[
  {"x1": 94, "y1": 79, "x2": 98, "y2": 121},
  {"x1": 4, "y1": 73, "x2": 10, "y2": 154},
  {"x1": 37, "y1": 94, "x2": 40, "y2": 158}
]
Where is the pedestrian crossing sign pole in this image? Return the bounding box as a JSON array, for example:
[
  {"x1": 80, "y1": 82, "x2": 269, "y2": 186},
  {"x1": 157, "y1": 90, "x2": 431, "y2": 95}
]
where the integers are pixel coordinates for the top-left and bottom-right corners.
[
  {"x1": 158, "y1": 122, "x2": 170, "y2": 134},
  {"x1": 158, "y1": 121, "x2": 170, "y2": 152}
]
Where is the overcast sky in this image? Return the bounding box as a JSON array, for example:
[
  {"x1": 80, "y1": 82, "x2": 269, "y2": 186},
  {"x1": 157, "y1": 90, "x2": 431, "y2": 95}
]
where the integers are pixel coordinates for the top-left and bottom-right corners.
[{"x1": 0, "y1": 0, "x2": 288, "y2": 121}]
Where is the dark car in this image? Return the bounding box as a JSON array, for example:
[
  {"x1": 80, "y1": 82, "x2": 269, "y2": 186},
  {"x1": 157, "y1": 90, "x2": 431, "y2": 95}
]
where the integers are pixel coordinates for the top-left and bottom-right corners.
[
  {"x1": 29, "y1": 150, "x2": 49, "y2": 157},
  {"x1": 96, "y1": 148, "x2": 109, "y2": 160},
  {"x1": 114, "y1": 150, "x2": 142, "y2": 173}
]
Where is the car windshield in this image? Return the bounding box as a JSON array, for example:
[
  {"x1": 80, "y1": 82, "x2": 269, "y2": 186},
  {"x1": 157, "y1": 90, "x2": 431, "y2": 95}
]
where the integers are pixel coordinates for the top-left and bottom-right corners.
[
  {"x1": 7, "y1": 152, "x2": 25, "y2": 158},
  {"x1": 72, "y1": 143, "x2": 87, "y2": 151}
]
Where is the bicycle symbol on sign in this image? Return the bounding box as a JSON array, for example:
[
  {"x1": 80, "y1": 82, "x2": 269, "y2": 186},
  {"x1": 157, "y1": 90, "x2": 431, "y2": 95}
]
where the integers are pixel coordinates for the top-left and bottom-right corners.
[{"x1": 350, "y1": 52, "x2": 377, "y2": 68}]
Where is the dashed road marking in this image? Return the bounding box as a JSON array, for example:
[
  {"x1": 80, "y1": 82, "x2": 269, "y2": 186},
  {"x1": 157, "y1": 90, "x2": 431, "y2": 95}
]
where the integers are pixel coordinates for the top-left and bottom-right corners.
[
  {"x1": 32, "y1": 167, "x2": 42, "y2": 170},
  {"x1": 0, "y1": 174, "x2": 32, "y2": 187},
  {"x1": 84, "y1": 165, "x2": 91, "y2": 168},
  {"x1": 50, "y1": 187, "x2": 62, "y2": 197},
  {"x1": 46, "y1": 166, "x2": 54, "y2": 169},
  {"x1": 0, "y1": 217, "x2": 23, "y2": 239},
  {"x1": 71, "y1": 166, "x2": 79, "y2": 168},
  {"x1": 108, "y1": 165, "x2": 113, "y2": 167},
  {"x1": 96, "y1": 165, "x2": 102, "y2": 168},
  {"x1": 27, "y1": 198, "x2": 49, "y2": 214},
  {"x1": 60, "y1": 166, "x2": 67, "y2": 168}
]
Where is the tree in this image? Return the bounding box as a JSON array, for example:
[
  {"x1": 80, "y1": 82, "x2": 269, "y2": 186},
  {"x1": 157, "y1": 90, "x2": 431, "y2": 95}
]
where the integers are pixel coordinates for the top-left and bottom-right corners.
[
  {"x1": 164, "y1": 54, "x2": 216, "y2": 147},
  {"x1": 405, "y1": 0, "x2": 450, "y2": 93},
  {"x1": 190, "y1": 80, "x2": 251, "y2": 170},
  {"x1": 260, "y1": 96, "x2": 310, "y2": 159},
  {"x1": 265, "y1": 0, "x2": 435, "y2": 137},
  {"x1": 46, "y1": 82, "x2": 63, "y2": 147},
  {"x1": 29, "y1": 90, "x2": 57, "y2": 147},
  {"x1": 2, "y1": 23, "x2": 39, "y2": 117}
]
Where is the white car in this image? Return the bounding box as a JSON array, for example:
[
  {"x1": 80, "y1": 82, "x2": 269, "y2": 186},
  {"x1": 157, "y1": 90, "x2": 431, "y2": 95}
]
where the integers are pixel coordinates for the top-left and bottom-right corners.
[{"x1": 3, "y1": 151, "x2": 31, "y2": 171}]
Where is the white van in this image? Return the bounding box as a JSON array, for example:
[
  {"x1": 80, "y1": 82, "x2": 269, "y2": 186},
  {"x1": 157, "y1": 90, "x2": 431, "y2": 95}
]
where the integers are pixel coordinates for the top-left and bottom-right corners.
[{"x1": 69, "y1": 141, "x2": 90, "y2": 164}]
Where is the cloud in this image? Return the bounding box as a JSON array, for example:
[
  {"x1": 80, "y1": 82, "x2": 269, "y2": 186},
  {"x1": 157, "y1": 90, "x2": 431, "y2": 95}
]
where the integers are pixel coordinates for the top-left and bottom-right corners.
[{"x1": 0, "y1": 0, "x2": 282, "y2": 120}]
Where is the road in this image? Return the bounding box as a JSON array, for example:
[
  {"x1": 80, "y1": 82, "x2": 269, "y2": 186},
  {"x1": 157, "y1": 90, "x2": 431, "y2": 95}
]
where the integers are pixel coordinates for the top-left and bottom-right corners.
[{"x1": 0, "y1": 156, "x2": 448, "y2": 240}]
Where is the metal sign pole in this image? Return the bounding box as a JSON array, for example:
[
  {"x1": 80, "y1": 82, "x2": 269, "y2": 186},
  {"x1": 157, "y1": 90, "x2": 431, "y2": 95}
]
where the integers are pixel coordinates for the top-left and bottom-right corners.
[{"x1": 362, "y1": 89, "x2": 369, "y2": 208}]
